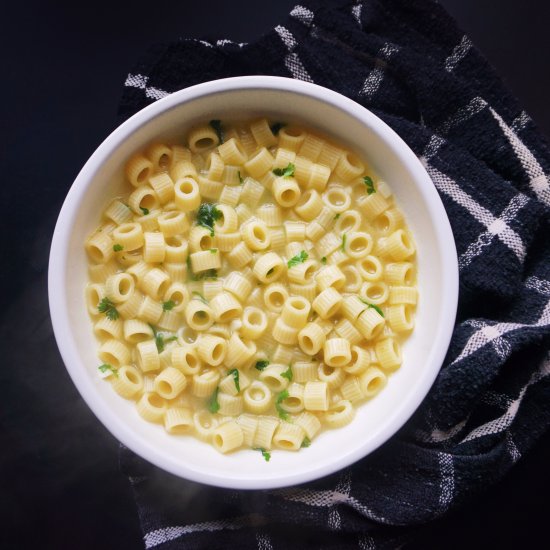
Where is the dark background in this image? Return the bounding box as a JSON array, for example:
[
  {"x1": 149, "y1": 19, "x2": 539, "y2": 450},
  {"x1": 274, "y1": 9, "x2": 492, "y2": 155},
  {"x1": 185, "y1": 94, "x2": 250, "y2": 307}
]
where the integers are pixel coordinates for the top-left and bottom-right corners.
[{"x1": 2, "y1": 1, "x2": 549, "y2": 548}]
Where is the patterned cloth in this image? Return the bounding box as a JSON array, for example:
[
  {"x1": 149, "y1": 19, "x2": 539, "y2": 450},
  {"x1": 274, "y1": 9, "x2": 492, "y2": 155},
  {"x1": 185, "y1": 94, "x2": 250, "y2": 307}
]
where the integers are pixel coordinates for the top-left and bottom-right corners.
[{"x1": 119, "y1": 0, "x2": 550, "y2": 547}]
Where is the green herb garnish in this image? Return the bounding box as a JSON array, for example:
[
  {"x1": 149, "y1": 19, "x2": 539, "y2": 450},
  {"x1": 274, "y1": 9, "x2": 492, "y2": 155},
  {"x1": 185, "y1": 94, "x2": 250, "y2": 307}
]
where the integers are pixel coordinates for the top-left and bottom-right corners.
[
  {"x1": 210, "y1": 248, "x2": 218, "y2": 254},
  {"x1": 281, "y1": 365, "x2": 293, "y2": 382},
  {"x1": 192, "y1": 269, "x2": 218, "y2": 281},
  {"x1": 341, "y1": 233, "x2": 347, "y2": 251},
  {"x1": 301, "y1": 437, "x2": 311, "y2": 448},
  {"x1": 149, "y1": 324, "x2": 177, "y2": 352},
  {"x1": 162, "y1": 300, "x2": 176, "y2": 311},
  {"x1": 98, "y1": 297, "x2": 119, "y2": 320},
  {"x1": 275, "y1": 390, "x2": 290, "y2": 421},
  {"x1": 321, "y1": 256, "x2": 327, "y2": 264},
  {"x1": 140, "y1": 206, "x2": 150, "y2": 216},
  {"x1": 287, "y1": 250, "x2": 308, "y2": 268},
  {"x1": 255, "y1": 360, "x2": 270, "y2": 371},
  {"x1": 192, "y1": 291, "x2": 209, "y2": 304},
  {"x1": 270, "y1": 122, "x2": 286, "y2": 135},
  {"x1": 208, "y1": 387, "x2": 220, "y2": 413},
  {"x1": 228, "y1": 368, "x2": 240, "y2": 392},
  {"x1": 363, "y1": 176, "x2": 375, "y2": 194},
  {"x1": 98, "y1": 364, "x2": 118, "y2": 378},
  {"x1": 254, "y1": 447, "x2": 271, "y2": 462},
  {"x1": 197, "y1": 203, "x2": 222, "y2": 236},
  {"x1": 209, "y1": 119, "x2": 223, "y2": 144},
  {"x1": 334, "y1": 213, "x2": 340, "y2": 220},
  {"x1": 238, "y1": 171, "x2": 244, "y2": 184},
  {"x1": 272, "y1": 162, "x2": 295, "y2": 178},
  {"x1": 358, "y1": 297, "x2": 385, "y2": 317},
  {"x1": 113, "y1": 244, "x2": 123, "y2": 252}
]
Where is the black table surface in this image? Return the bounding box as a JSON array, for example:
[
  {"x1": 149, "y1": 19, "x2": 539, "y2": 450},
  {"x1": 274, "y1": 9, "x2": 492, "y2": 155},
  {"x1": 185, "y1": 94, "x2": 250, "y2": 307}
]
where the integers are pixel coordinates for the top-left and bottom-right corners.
[{"x1": 2, "y1": 1, "x2": 549, "y2": 548}]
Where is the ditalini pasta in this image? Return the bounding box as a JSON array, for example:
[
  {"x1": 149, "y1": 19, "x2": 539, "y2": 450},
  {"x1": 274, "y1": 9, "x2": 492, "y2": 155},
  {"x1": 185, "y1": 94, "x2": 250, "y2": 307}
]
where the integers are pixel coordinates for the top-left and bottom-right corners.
[{"x1": 85, "y1": 118, "x2": 418, "y2": 458}]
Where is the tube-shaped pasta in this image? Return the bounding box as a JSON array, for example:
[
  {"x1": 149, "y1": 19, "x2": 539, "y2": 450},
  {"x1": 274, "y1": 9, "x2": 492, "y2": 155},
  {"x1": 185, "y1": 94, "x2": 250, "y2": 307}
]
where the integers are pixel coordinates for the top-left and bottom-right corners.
[
  {"x1": 323, "y1": 400, "x2": 355, "y2": 428},
  {"x1": 250, "y1": 118, "x2": 277, "y2": 148},
  {"x1": 172, "y1": 345, "x2": 202, "y2": 375},
  {"x1": 104, "y1": 199, "x2": 132, "y2": 225},
  {"x1": 187, "y1": 125, "x2": 219, "y2": 153},
  {"x1": 148, "y1": 173, "x2": 174, "y2": 205},
  {"x1": 356, "y1": 307, "x2": 385, "y2": 340},
  {"x1": 163, "y1": 282, "x2": 189, "y2": 313},
  {"x1": 192, "y1": 369, "x2": 220, "y2": 397},
  {"x1": 89, "y1": 260, "x2": 118, "y2": 283},
  {"x1": 287, "y1": 259, "x2": 317, "y2": 285},
  {"x1": 141, "y1": 268, "x2": 170, "y2": 300},
  {"x1": 214, "y1": 204, "x2": 239, "y2": 234},
  {"x1": 241, "y1": 220, "x2": 271, "y2": 251},
  {"x1": 315, "y1": 265, "x2": 345, "y2": 291},
  {"x1": 243, "y1": 381, "x2": 272, "y2": 414},
  {"x1": 386, "y1": 304, "x2": 415, "y2": 333},
  {"x1": 280, "y1": 383, "x2": 305, "y2": 414},
  {"x1": 223, "y1": 272, "x2": 252, "y2": 302},
  {"x1": 323, "y1": 338, "x2": 351, "y2": 367},
  {"x1": 312, "y1": 287, "x2": 342, "y2": 319},
  {"x1": 212, "y1": 421, "x2": 244, "y2": 453},
  {"x1": 219, "y1": 184, "x2": 242, "y2": 207},
  {"x1": 256, "y1": 204, "x2": 283, "y2": 227},
  {"x1": 273, "y1": 423, "x2": 305, "y2": 451},
  {"x1": 334, "y1": 151, "x2": 364, "y2": 181},
  {"x1": 334, "y1": 318, "x2": 363, "y2": 345},
  {"x1": 94, "y1": 316, "x2": 123, "y2": 340},
  {"x1": 117, "y1": 290, "x2": 144, "y2": 320},
  {"x1": 244, "y1": 147, "x2": 274, "y2": 178},
  {"x1": 344, "y1": 231, "x2": 373, "y2": 259},
  {"x1": 344, "y1": 345, "x2": 371, "y2": 375},
  {"x1": 136, "y1": 339, "x2": 160, "y2": 372},
  {"x1": 225, "y1": 333, "x2": 256, "y2": 368},
  {"x1": 190, "y1": 250, "x2": 221, "y2": 273},
  {"x1": 273, "y1": 318, "x2": 299, "y2": 346},
  {"x1": 217, "y1": 393, "x2": 244, "y2": 416},
  {"x1": 297, "y1": 323, "x2": 326, "y2": 356},
  {"x1": 216, "y1": 232, "x2": 241, "y2": 252},
  {"x1": 281, "y1": 296, "x2": 310, "y2": 329},
  {"x1": 389, "y1": 286, "x2": 418, "y2": 305},
  {"x1": 278, "y1": 126, "x2": 305, "y2": 151},
  {"x1": 253, "y1": 252, "x2": 285, "y2": 283},
  {"x1": 303, "y1": 381, "x2": 329, "y2": 411},
  {"x1": 157, "y1": 211, "x2": 189, "y2": 237},
  {"x1": 259, "y1": 364, "x2": 291, "y2": 392},
  {"x1": 315, "y1": 232, "x2": 341, "y2": 258},
  {"x1": 385, "y1": 262, "x2": 415, "y2": 285},
  {"x1": 98, "y1": 339, "x2": 130, "y2": 368},
  {"x1": 322, "y1": 186, "x2": 351, "y2": 213},
  {"x1": 143, "y1": 231, "x2": 166, "y2": 263},
  {"x1": 111, "y1": 366, "x2": 144, "y2": 398},
  {"x1": 378, "y1": 229, "x2": 416, "y2": 261},
  {"x1": 86, "y1": 231, "x2": 115, "y2": 264},
  {"x1": 154, "y1": 367, "x2": 187, "y2": 399},
  {"x1": 241, "y1": 307, "x2": 268, "y2": 340},
  {"x1": 174, "y1": 177, "x2": 201, "y2": 211},
  {"x1": 263, "y1": 283, "x2": 289, "y2": 313},
  {"x1": 210, "y1": 292, "x2": 243, "y2": 323},
  {"x1": 294, "y1": 190, "x2": 323, "y2": 222},
  {"x1": 218, "y1": 137, "x2": 248, "y2": 165},
  {"x1": 294, "y1": 411, "x2": 321, "y2": 439},
  {"x1": 188, "y1": 226, "x2": 216, "y2": 253},
  {"x1": 226, "y1": 242, "x2": 253, "y2": 268},
  {"x1": 253, "y1": 416, "x2": 279, "y2": 450},
  {"x1": 237, "y1": 414, "x2": 258, "y2": 447},
  {"x1": 240, "y1": 177, "x2": 265, "y2": 207},
  {"x1": 137, "y1": 295, "x2": 162, "y2": 324},
  {"x1": 206, "y1": 152, "x2": 225, "y2": 181},
  {"x1": 123, "y1": 319, "x2": 154, "y2": 344},
  {"x1": 272, "y1": 177, "x2": 301, "y2": 208},
  {"x1": 359, "y1": 366, "x2": 388, "y2": 396},
  {"x1": 340, "y1": 376, "x2": 364, "y2": 402},
  {"x1": 358, "y1": 192, "x2": 390, "y2": 219},
  {"x1": 340, "y1": 296, "x2": 367, "y2": 321},
  {"x1": 318, "y1": 362, "x2": 347, "y2": 388},
  {"x1": 164, "y1": 407, "x2": 193, "y2": 434},
  {"x1": 193, "y1": 410, "x2": 219, "y2": 440},
  {"x1": 184, "y1": 299, "x2": 214, "y2": 331},
  {"x1": 126, "y1": 154, "x2": 153, "y2": 187},
  {"x1": 146, "y1": 142, "x2": 172, "y2": 171},
  {"x1": 292, "y1": 360, "x2": 319, "y2": 383},
  {"x1": 137, "y1": 393, "x2": 167, "y2": 424}
]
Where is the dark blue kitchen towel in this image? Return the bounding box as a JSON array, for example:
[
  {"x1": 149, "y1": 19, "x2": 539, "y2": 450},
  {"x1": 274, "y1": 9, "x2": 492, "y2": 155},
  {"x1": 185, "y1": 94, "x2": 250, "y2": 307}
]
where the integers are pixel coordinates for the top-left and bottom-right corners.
[{"x1": 119, "y1": 0, "x2": 550, "y2": 548}]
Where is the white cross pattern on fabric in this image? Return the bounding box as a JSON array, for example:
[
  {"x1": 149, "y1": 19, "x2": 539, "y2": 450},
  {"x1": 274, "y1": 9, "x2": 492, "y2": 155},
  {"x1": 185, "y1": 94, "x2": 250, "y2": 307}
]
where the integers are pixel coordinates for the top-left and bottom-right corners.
[
  {"x1": 124, "y1": 73, "x2": 169, "y2": 101},
  {"x1": 358, "y1": 43, "x2": 399, "y2": 102},
  {"x1": 256, "y1": 532, "x2": 274, "y2": 550},
  {"x1": 274, "y1": 25, "x2": 315, "y2": 83},
  {"x1": 444, "y1": 35, "x2": 472, "y2": 73},
  {"x1": 290, "y1": 5, "x2": 314, "y2": 25},
  {"x1": 437, "y1": 452, "x2": 455, "y2": 513},
  {"x1": 423, "y1": 163, "x2": 526, "y2": 262},
  {"x1": 351, "y1": 2, "x2": 363, "y2": 27},
  {"x1": 489, "y1": 107, "x2": 550, "y2": 206},
  {"x1": 436, "y1": 96, "x2": 487, "y2": 136}
]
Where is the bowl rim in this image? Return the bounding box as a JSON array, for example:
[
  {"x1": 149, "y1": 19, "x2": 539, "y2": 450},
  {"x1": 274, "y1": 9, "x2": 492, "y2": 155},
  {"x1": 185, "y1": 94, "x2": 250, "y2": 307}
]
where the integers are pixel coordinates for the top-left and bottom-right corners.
[{"x1": 48, "y1": 75, "x2": 458, "y2": 489}]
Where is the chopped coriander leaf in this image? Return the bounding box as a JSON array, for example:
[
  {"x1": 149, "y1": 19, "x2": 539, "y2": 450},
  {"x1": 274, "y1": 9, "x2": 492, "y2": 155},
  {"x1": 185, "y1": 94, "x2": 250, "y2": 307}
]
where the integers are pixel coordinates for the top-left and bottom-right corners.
[
  {"x1": 275, "y1": 390, "x2": 290, "y2": 421},
  {"x1": 255, "y1": 360, "x2": 270, "y2": 371},
  {"x1": 196, "y1": 203, "x2": 222, "y2": 236},
  {"x1": 253, "y1": 447, "x2": 271, "y2": 462},
  {"x1": 334, "y1": 213, "x2": 340, "y2": 220},
  {"x1": 209, "y1": 119, "x2": 223, "y2": 144},
  {"x1": 162, "y1": 300, "x2": 176, "y2": 311},
  {"x1": 363, "y1": 176, "x2": 375, "y2": 194},
  {"x1": 321, "y1": 256, "x2": 327, "y2": 265},
  {"x1": 210, "y1": 248, "x2": 218, "y2": 254},
  {"x1": 155, "y1": 333, "x2": 165, "y2": 353},
  {"x1": 228, "y1": 368, "x2": 240, "y2": 392},
  {"x1": 192, "y1": 291, "x2": 209, "y2": 304},
  {"x1": 270, "y1": 122, "x2": 286, "y2": 135},
  {"x1": 113, "y1": 243, "x2": 123, "y2": 252},
  {"x1": 281, "y1": 365, "x2": 293, "y2": 382},
  {"x1": 164, "y1": 336, "x2": 178, "y2": 343},
  {"x1": 272, "y1": 162, "x2": 295, "y2": 178},
  {"x1": 208, "y1": 387, "x2": 220, "y2": 413},
  {"x1": 140, "y1": 206, "x2": 150, "y2": 215},
  {"x1": 98, "y1": 297, "x2": 119, "y2": 320},
  {"x1": 358, "y1": 297, "x2": 385, "y2": 317},
  {"x1": 192, "y1": 269, "x2": 218, "y2": 281},
  {"x1": 287, "y1": 250, "x2": 308, "y2": 268},
  {"x1": 98, "y1": 364, "x2": 118, "y2": 378},
  {"x1": 341, "y1": 233, "x2": 347, "y2": 251},
  {"x1": 238, "y1": 171, "x2": 244, "y2": 184},
  {"x1": 301, "y1": 436, "x2": 311, "y2": 448}
]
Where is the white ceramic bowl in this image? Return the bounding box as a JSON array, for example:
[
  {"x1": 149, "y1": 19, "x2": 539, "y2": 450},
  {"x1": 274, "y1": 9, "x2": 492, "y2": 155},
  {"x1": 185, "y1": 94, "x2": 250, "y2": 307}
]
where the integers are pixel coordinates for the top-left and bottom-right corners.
[{"x1": 48, "y1": 76, "x2": 458, "y2": 489}]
